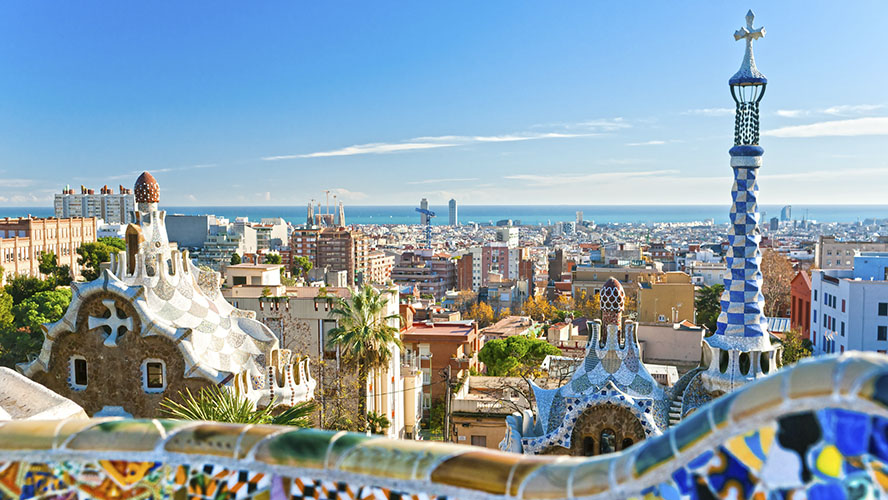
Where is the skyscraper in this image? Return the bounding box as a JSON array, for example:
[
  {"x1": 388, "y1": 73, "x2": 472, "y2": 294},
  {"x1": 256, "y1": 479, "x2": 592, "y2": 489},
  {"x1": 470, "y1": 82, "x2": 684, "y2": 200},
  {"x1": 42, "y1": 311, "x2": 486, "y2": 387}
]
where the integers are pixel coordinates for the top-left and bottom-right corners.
[
  {"x1": 780, "y1": 205, "x2": 791, "y2": 221},
  {"x1": 448, "y1": 199, "x2": 458, "y2": 226},
  {"x1": 420, "y1": 198, "x2": 429, "y2": 225}
]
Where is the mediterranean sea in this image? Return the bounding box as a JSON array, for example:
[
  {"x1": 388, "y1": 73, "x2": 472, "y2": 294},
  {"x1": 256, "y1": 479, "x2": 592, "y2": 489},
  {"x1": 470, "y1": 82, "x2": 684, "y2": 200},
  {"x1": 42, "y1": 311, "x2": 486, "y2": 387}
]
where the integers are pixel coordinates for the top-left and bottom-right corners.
[{"x1": 2, "y1": 205, "x2": 887, "y2": 226}]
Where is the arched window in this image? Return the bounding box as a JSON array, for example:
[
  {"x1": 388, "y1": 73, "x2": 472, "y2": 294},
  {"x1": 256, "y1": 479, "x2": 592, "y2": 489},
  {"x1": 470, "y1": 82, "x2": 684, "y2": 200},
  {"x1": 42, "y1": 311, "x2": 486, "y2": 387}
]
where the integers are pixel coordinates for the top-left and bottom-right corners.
[
  {"x1": 600, "y1": 429, "x2": 616, "y2": 455},
  {"x1": 582, "y1": 437, "x2": 595, "y2": 456},
  {"x1": 621, "y1": 438, "x2": 634, "y2": 450}
]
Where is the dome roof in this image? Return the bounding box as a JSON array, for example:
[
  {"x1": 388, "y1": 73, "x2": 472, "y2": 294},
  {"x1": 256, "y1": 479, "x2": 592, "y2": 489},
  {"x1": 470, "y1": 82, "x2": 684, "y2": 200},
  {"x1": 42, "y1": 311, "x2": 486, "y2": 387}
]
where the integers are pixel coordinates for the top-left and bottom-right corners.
[
  {"x1": 134, "y1": 172, "x2": 159, "y2": 203},
  {"x1": 600, "y1": 277, "x2": 625, "y2": 312}
]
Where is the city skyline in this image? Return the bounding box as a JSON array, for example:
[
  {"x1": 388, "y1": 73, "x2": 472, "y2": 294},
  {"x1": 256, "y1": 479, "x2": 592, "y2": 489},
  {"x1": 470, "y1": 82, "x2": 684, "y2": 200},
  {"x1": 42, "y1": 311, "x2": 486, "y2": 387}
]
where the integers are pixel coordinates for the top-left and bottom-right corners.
[{"x1": 1, "y1": 1, "x2": 886, "y2": 207}]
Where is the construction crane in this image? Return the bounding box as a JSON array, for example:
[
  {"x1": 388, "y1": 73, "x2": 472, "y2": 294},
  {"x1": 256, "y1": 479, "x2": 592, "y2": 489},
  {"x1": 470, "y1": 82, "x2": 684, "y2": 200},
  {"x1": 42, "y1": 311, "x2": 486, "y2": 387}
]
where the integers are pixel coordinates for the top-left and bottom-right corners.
[{"x1": 415, "y1": 207, "x2": 436, "y2": 248}]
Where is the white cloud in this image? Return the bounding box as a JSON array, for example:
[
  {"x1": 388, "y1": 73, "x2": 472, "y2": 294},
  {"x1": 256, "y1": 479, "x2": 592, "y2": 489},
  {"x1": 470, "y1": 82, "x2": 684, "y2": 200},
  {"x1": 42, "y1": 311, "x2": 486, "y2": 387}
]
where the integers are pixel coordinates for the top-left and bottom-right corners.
[
  {"x1": 407, "y1": 178, "x2": 479, "y2": 185},
  {"x1": 331, "y1": 188, "x2": 368, "y2": 201},
  {"x1": 824, "y1": 104, "x2": 884, "y2": 116},
  {"x1": 682, "y1": 108, "x2": 735, "y2": 116},
  {"x1": 774, "y1": 104, "x2": 883, "y2": 119},
  {"x1": 531, "y1": 118, "x2": 630, "y2": 131},
  {"x1": 625, "y1": 140, "x2": 666, "y2": 146},
  {"x1": 505, "y1": 169, "x2": 680, "y2": 187},
  {"x1": 776, "y1": 109, "x2": 805, "y2": 118},
  {"x1": 263, "y1": 131, "x2": 597, "y2": 160},
  {"x1": 0, "y1": 178, "x2": 36, "y2": 188},
  {"x1": 764, "y1": 117, "x2": 888, "y2": 138}
]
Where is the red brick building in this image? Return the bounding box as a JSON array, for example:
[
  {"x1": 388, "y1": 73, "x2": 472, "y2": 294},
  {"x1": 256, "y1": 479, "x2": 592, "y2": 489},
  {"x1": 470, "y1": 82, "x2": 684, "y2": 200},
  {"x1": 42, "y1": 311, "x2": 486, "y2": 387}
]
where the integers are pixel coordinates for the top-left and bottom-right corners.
[
  {"x1": 790, "y1": 271, "x2": 812, "y2": 339},
  {"x1": 400, "y1": 321, "x2": 481, "y2": 413}
]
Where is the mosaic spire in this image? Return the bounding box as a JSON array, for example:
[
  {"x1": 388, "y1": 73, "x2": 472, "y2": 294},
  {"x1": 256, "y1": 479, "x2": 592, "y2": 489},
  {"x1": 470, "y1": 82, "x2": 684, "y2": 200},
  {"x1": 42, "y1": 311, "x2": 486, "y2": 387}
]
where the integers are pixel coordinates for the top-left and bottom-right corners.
[{"x1": 710, "y1": 11, "x2": 772, "y2": 353}]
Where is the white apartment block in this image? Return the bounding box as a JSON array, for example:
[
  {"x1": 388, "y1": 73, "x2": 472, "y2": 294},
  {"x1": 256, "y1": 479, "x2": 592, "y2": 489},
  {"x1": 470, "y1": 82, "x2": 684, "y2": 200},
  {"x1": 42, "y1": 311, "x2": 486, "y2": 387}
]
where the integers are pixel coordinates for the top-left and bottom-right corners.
[
  {"x1": 811, "y1": 252, "x2": 888, "y2": 355},
  {"x1": 54, "y1": 186, "x2": 135, "y2": 224}
]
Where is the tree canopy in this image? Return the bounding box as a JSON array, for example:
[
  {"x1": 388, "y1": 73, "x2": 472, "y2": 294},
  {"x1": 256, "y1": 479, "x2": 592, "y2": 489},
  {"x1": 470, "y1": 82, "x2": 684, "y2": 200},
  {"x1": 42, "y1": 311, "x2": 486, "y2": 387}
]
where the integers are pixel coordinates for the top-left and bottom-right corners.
[
  {"x1": 230, "y1": 253, "x2": 242, "y2": 265},
  {"x1": 479, "y1": 335, "x2": 561, "y2": 377},
  {"x1": 291, "y1": 256, "x2": 312, "y2": 277},
  {"x1": 98, "y1": 236, "x2": 126, "y2": 252},
  {"x1": 465, "y1": 302, "x2": 494, "y2": 328},
  {"x1": 13, "y1": 288, "x2": 72, "y2": 333},
  {"x1": 38, "y1": 251, "x2": 72, "y2": 286},
  {"x1": 762, "y1": 249, "x2": 794, "y2": 317},
  {"x1": 77, "y1": 241, "x2": 117, "y2": 281},
  {"x1": 695, "y1": 284, "x2": 723, "y2": 332},
  {"x1": 264, "y1": 253, "x2": 283, "y2": 264}
]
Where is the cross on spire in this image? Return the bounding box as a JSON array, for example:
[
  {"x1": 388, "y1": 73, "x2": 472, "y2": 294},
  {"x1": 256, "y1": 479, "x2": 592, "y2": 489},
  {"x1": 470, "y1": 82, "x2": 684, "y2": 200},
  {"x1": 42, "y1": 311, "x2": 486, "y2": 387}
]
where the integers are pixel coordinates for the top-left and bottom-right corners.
[
  {"x1": 734, "y1": 10, "x2": 765, "y2": 45},
  {"x1": 730, "y1": 10, "x2": 767, "y2": 86}
]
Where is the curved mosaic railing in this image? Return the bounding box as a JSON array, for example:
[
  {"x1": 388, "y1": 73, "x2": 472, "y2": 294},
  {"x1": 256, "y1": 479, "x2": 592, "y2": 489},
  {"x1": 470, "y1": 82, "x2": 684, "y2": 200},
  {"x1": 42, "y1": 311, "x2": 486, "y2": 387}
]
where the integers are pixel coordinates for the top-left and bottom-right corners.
[{"x1": 1, "y1": 352, "x2": 887, "y2": 499}]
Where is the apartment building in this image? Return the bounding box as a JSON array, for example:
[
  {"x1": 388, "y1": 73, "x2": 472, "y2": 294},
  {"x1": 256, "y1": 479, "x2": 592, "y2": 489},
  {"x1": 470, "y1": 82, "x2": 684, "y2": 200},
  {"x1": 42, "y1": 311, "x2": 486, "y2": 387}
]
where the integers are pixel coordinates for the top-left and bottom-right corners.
[
  {"x1": 0, "y1": 216, "x2": 97, "y2": 281},
  {"x1": 316, "y1": 227, "x2": 369, "y2": 285},
  {"x1": 54, "y1": 185, "x2": 135, "y2": 224},
  {"x1": 815, "y1": 235, "x2": 888, "y2": 270}
]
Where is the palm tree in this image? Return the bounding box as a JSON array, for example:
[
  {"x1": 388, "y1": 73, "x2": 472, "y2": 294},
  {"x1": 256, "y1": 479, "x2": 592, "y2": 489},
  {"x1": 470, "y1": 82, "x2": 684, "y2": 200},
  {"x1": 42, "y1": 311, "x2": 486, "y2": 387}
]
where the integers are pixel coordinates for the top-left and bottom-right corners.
[
  {"x1": 327, "y1": 284, "x2": 402, "y2": 417},
  {"x1": 160, "y1": 386, "x2": 315, "y2": 427}
]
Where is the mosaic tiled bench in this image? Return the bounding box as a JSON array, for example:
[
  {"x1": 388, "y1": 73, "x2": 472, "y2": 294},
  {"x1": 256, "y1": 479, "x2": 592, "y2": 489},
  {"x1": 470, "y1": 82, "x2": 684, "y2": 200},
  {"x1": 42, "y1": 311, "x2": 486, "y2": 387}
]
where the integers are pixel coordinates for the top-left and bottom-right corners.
[{"x1": 1, "y1": 352, "x2": 887, "y2": 499}]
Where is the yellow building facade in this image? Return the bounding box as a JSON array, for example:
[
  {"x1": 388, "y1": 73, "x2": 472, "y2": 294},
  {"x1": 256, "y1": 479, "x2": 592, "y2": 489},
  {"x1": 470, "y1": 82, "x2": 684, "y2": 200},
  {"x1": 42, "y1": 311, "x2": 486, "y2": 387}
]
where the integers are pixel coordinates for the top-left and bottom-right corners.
[{"x1": 636, "y1": 271, "x2": 695, "y2": 324}]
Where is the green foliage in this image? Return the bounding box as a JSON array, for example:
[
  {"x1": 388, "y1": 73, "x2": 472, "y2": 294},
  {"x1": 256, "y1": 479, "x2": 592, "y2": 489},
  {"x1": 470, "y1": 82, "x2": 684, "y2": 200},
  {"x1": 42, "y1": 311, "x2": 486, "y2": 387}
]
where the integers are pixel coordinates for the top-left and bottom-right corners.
[
  {"x1": 291, "y1": 256, "x2": 312, "y2": 277},
  {"x1": 478, "y1": 335, "x2": 561, "y2": 377},
  {"x1": 366, "y1": 411, "x2": 391, "y2": 435},
  {"x1": 77, "y1": 241, "x2": 117, "y2": 281},
  {"x1": 264, "y1": 253, "x2": 283, "y2": 264},
  {"x1": 37, "y1": 252, "x2": 72, "y2": 286},
  {"x1": 428, "y1": 400, "x2": 446, "y2": 437},
  {"x1": 230, "y1": 253, "x2": 242, "y2": 265},
  {"x1": 98, "y1": 236, "x2": 126, "y2": 251},
  {"x1": 781, "y1": 329, "x2": 812, "y2": 366},
  {"x1": 328, "y1": 285, "x2": 402, "y2": 415},
  {"x1": 327, "y1": 285, "x2": 403, "y2": 370},
  {"x1": 5, "y1": 275, "x2": 56, "y2": 304},
  {"x1": 160, "y1": 385, "x2": 315, "y2": 426},
  {"x1": 695, "y1": 284, "x2": 724, "y2": 333},
  {"x1": 0, "y1": 327, "x2": 43, "y2": 368},
  {"x1": 13, "y1": 288, "x2": 72, "y2": 333}
]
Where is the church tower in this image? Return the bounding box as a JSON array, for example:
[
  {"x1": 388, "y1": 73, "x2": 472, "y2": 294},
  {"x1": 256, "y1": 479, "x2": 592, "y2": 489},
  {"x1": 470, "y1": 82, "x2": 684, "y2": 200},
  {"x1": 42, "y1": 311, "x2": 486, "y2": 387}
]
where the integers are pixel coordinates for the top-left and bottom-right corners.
[{"x1": 701, "y1": 11, "x2": 781, "y2": 392}]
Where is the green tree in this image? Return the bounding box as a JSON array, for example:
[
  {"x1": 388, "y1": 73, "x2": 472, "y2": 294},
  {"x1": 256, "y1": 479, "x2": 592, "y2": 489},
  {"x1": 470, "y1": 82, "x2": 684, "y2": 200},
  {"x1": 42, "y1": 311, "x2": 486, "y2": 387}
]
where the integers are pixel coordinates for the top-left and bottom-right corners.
[
  {"x1": 695, "y1": 284, "x2": 724, "y2": 332},
  {"x1": 13, "y1": 288, "x2": 72, "y2": 332},
  {"x1": 291, "y1": 256, "x2": 313, "y2": 278},
  {"x1": 98, "y1": 236, "x2": 126, "y2": 252},
  {"x1": 0, "y1": 327, "x2": 44, "y2": 368},
  {"x1": 230, "y1": 253, "x2": 242, "y2": 265},
  {"x1": 264, "y1": 253, "x2": 282, "y2": 264},
  {"x1": 160, "y1": 386, "x2": 315, "y2": 426},
  {"x1": 37, "y1": 251, "x2": 72, "y2": 286},
  {"x1": 327, "y1": 285, "x2": 402, "y2": 415},
  {"x1": 76, "y1": 242, "x2": 116, "y2": 281},
  {"x1": 478, "y1": 335, "x2": 561, "y2": 377},
  {"x1": 5, "y1": 274, "x2": 55, "y2": 304},
  {"x1": 781, "y1": 328, "x2": 812, "y2": 366},
  {"x1": 366, "y1": 411, "x2": 391, "y2": 435}
]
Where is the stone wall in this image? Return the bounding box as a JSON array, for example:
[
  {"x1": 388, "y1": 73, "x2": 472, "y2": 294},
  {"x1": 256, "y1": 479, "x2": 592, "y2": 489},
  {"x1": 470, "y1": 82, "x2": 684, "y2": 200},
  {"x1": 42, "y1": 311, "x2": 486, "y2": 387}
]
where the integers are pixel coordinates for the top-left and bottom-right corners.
[{"x1": 30, "y1": 291, "x2": 212, "y2": 417}]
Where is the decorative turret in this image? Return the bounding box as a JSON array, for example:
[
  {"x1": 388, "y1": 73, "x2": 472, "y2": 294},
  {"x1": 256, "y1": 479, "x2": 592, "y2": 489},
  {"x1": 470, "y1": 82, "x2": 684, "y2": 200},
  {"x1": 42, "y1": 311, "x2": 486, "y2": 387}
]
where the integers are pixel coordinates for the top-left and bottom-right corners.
[
  {"x1": 702, "y1": 10, "x2": 780, "y2": 392},
  {"x1": 134, "y1": 171, "x2": 160, "y2": 211},
  {"x1": 599, "y1": 277, "x2": 625, "y2": 328}
]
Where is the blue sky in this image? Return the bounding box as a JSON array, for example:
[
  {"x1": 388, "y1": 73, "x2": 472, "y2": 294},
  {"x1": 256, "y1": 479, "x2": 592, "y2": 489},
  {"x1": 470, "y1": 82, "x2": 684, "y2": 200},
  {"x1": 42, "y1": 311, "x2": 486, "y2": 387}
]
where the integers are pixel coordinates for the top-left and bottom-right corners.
[{"x1": 0, "y1": 1, "x2": 886, "y2": 206}]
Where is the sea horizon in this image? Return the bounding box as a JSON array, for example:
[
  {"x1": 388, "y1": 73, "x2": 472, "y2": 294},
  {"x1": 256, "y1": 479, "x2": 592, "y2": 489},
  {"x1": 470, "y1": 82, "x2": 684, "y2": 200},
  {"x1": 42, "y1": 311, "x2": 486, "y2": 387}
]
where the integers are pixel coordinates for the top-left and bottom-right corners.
[{"x1": 3, "y1": 204, "x2": 888, "y2": 226}]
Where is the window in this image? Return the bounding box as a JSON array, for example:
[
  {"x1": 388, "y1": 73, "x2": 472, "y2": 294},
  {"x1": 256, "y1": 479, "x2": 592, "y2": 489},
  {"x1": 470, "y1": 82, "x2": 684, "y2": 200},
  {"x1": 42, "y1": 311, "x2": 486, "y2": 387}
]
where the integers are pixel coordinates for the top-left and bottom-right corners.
[
  {"x1": 70, "y1": 356, "x2": 88, "y2": 390},
  {"x1": 814, "y1": 290, "x2": 818, "y2": 301},
  {"x1": 842, "y1": 300, "x2": 846, "y2": 313},
  {"x1": 142, "y1": 359, "x2": 166, "y2": 393},
  {"x1": 471, "y1": 435, "x2": 487, "y2": 447},
  {"x1": 813, "y1": 311, "x2": 817, "y2": 324},
  {"x1": 879, "y1": 303, "x2": 888, "y2": 316},
  {"x1": 879, "y1": 326, "x2": 888, "y2": 342},
  {"x1": 841, "y1": 322, "x2": 845, "y2": 337},
  {"x1": 422, "y1": 393, "x2": 431, "y2": 409}
]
